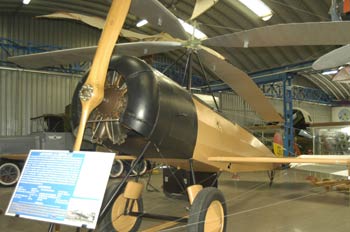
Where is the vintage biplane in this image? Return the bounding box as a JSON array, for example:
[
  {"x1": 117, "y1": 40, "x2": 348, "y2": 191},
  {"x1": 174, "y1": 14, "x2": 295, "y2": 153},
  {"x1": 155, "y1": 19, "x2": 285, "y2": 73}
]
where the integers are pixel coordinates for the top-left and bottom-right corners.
[{"x1": 7, "y1": 0, "x2": 350, "y2": 231}]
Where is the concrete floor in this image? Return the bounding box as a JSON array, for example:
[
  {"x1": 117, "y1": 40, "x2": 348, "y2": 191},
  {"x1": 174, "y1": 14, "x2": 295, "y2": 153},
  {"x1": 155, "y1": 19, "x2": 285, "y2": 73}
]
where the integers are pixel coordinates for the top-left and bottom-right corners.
[{"x1": 1, "y1": 168, "x2": 350, "y2": 231}]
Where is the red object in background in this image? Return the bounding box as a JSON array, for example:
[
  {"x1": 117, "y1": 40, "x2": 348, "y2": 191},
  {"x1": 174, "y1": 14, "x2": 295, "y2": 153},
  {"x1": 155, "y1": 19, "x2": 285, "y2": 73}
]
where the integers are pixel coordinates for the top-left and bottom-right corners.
[
  {"x1": 293, "y1": 143, "x2": 301, "y2": 156},
  {"x1": 344, "y1": 0, "x2": 350, "y2": 14},
  {"x1": 273, "y1": 132, "x2": 283, "y2": 147}
]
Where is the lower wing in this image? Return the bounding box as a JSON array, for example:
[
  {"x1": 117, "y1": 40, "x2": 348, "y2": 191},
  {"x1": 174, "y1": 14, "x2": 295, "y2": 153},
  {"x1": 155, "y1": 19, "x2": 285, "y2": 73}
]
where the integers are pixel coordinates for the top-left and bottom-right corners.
[{"x1": 208, "y1": 155, "x2": 350, "y2": 177}]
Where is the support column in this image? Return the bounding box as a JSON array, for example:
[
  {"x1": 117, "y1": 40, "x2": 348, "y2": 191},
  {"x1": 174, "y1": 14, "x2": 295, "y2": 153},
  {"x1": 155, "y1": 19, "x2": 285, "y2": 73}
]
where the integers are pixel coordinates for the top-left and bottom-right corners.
[{"x1": 283, "y1": 73, "x2": 294, "y2": 157}]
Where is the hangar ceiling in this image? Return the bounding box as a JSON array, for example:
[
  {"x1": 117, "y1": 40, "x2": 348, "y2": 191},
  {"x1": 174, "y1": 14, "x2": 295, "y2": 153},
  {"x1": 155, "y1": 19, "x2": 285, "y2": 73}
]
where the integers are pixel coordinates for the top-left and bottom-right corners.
[{"x1": 0, "y1": 0, "x2": 349, "y2": 101}]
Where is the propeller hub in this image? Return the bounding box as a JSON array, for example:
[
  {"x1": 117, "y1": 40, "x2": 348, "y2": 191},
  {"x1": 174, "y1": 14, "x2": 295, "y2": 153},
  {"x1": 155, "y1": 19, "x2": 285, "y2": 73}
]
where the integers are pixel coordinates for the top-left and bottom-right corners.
[{"x1": 79, "y1": 84, "x2": 94, "y2": 101}]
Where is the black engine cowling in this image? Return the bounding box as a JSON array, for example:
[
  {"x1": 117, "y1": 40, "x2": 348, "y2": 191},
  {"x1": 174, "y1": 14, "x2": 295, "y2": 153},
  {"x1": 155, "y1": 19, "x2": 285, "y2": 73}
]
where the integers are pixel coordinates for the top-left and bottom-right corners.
[{"x1": 71, "y1": 55, "x2": 197, "y2": 159}]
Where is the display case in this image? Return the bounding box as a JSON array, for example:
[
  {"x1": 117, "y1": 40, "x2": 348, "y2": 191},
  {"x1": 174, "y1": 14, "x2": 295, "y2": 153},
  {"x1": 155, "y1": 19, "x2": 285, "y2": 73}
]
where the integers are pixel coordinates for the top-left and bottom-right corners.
[{"x1": 311, "y1": 122, "x2": 350, "y2": 155}]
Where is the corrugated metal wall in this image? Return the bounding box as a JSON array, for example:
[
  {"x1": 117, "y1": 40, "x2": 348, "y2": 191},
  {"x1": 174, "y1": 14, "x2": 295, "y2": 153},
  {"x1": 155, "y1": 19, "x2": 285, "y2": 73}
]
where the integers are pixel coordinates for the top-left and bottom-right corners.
[
  {"x1": 220, "y1": 92, "x2": 264, "y2": 126},
  {"x1": 220, "y1": 92, "x2": 332, "y2": 126},
  {"x1": 0, "y1": 67, "x2": 82, "y2": 136},
  {"x1": 0, "y1": 13, "x2": 100, "y2": 51},
  {"x1": 0, "y1": 14, "x2": 99, "y2": 136}
]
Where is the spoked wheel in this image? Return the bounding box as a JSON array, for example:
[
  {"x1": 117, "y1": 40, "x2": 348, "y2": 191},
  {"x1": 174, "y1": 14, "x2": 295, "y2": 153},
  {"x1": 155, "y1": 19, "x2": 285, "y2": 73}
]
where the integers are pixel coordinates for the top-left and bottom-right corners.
[
  {"x1": 0, "y1": 160, "x2": 21, "y2": 187},
  {"x1": 188, "y1": 187, "x2": 226, "y2": 232},
  {"x1": 98, "y1": 184, "x2": 143, "y2": 232},
  {"x1": 110, "y1": 159, "x2": 124, "y2": 178}
]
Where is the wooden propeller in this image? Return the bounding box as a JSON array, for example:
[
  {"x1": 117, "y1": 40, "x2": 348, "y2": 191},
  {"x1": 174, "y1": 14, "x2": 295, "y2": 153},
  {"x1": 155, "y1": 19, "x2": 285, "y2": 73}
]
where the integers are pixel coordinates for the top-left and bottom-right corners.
[{"x1": 73, "y1": 0, "x2": 131, "y2": 151}]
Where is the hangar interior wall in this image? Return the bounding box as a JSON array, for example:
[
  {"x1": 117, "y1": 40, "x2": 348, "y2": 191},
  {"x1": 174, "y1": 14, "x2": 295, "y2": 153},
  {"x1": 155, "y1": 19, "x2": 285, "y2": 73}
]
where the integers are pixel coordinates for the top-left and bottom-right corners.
[
  {"x1": 0, "y1": 13, "x2": 100, "y2": 136},
  {"x1": 0, "y1": 14, "x2": 333, "y2": 136},
  {"x1": 1, "y1": 76, "x2": 333, "y2": 136},
  {"x1": 0, "y1": 68, "x2": 81, "y2": 136},
  {"x1": 0, "y1": 14, "x2": 100, "y2": 58},
  {"x1": 220, "y1": 92, "x2": 332, "y2": 126}
]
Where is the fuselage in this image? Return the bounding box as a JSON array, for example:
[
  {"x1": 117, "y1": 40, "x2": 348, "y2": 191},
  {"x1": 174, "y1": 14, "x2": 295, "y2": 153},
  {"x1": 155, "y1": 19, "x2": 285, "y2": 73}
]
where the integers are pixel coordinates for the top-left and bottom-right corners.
[{"x1": 71, "y1": 55, "x2": 275, "y2": 173}]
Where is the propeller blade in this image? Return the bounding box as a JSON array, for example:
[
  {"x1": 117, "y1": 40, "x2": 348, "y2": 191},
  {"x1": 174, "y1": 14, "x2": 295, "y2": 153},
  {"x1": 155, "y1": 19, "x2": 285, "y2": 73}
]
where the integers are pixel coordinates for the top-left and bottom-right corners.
[
  {"x1": 73, "y1": 0, "x2": 131, "y2": 151},
  {"x1": 37, "y1": 12, "x2": 166, "y2": 41},
  {"x1": 332, "y1": 66, "x2": 350, "y2": 82},
  {"x1": 130, "y1": 0, "x2": 188, "y2": 40},
  {"x1": 37, "y1": 12, "x2": 105, "y2": 29},
  {"x1": 312, "y1": 44, "x2": 350, "y2": 70},
  {"x1": 191, "y1": 0, "x2": 219, "y2": 20},
  {"x1": 203, "y1": 22, "x2": 350, "y2": 48},
  {"x1": 199, "y1": 45, "x2": 225, "y2": 60},
  {"x1": 120, "y1": 30, "x2": 164, "y2": 41},
  {"x1": 8, "y1": 41, "x2": 183, "y2": 69},
  {"x1": 197, "y1": 48, "x2": 283, "y2": 122},
  {"x1": 38, "y1": 2, "x2": 188, "y2": 41}
]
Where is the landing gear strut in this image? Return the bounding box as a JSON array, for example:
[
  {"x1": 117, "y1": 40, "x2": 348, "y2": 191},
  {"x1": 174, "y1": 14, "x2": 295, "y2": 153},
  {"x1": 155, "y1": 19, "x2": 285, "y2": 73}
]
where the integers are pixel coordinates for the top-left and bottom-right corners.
[
  {"x1": 268, "y1": 170, "x2": 276, "y2": 187},
  {"x1": 98, "y1": 147, "x2": 227, "y2": 231},
  {"x1": 97, "y1": 141, "x2": 150, "y2": 232},
  {"x1": 98, "y1": 182, "x2": 143, "y2": 232}
]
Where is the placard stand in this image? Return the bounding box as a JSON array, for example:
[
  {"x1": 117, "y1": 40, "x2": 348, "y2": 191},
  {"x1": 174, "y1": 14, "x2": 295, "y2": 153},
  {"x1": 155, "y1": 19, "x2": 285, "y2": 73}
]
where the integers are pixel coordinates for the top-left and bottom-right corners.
[
  {"x1": 47, "y1": 223, "x2": 93, "y2": 232},
  {"x1": 6, "y1": 150, "x2": 115, "y2": 231}
]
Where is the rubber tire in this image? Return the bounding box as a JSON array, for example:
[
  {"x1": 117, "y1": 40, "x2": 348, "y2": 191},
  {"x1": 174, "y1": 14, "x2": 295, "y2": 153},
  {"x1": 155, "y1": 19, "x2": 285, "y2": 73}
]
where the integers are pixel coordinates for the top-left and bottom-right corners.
[
  {"x1": 0, "y1": 160, "x2": 21, "y2": 187},
  {"x1": 110, "y1": 160, "x2": 124, "y2": 178},
  {"x1": 131, "y1": 160, "x2": 148, "y2": 176},
  {"x1": 188, "y1": 187, "x2": 227, "y2": 232},
  {"x1": 98, "y1": 184, "x2": 143, "y2": 232}
]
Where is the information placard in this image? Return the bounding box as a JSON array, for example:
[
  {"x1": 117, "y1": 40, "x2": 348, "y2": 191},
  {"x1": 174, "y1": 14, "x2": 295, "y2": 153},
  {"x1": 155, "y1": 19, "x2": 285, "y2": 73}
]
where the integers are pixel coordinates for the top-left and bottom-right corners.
[{"x1": 6, "y1": 150, "x2": 115, "y2": 229}]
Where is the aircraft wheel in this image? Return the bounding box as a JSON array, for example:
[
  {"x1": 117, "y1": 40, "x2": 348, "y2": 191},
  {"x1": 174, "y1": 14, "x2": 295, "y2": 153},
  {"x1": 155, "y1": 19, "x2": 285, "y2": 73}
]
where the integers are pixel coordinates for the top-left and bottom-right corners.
[
  {"x1": 98, "y1": 184, "x2": 143, "y2": 232},
  {"x1": 131, "y1": 159, "x2": 148, "y2": 176},
  {"x1": 0, "y1": 160, "x2": 21, "y2": 187},
  {"x1": 110, "y1": 160, "x2": 124, "y2": 178},
  {"x1": 188, "y1": 187, "x2": 226, "y2": 232}
]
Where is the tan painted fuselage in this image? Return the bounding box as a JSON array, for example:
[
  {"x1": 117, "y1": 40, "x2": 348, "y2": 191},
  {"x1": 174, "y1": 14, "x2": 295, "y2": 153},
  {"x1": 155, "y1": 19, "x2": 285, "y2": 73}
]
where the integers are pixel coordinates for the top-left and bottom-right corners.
[{"x1": 149, "y1": 97, "x2": 276, "y2": 173}]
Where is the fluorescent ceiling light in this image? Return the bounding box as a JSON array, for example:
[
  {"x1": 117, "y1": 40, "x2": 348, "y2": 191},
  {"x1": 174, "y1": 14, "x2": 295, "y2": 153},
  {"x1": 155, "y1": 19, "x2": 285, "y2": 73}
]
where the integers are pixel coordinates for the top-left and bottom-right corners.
[
  {"x1": 178, "y1": 19, "x2": 207, "y2": 39},
  {"x1": 136, "y1": 19, "x2": 148, "y2": 27},
  {"x1": 238, "y1": 0, "x2": 273, "y2": 21},
  {"x1": 23, "y1": 0, "x2": 31, "y2": 4},
  {"x1": 322, "y1": 70, "x2": 338, "y2": 75},
  {"x1": 136, "y1": 17, "x2": 207, "y2": 39},
  {"x1": 262, "y1": 15, "x2": 273, "y2": 21}
]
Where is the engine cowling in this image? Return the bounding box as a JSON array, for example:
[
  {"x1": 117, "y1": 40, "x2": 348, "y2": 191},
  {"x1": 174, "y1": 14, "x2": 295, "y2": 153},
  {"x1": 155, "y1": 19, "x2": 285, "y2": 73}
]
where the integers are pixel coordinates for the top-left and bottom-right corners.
[{"x1": 71, "y1": 55, "x2": 197, "y2": 159}]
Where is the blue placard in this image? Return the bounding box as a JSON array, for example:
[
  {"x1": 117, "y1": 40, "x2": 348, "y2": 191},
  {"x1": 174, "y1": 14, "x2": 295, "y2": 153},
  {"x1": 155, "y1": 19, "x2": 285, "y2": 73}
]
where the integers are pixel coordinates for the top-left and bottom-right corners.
[{"x1": 6, "y1": 150, "x2": 115, "y2": 229}]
